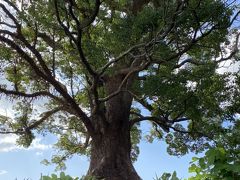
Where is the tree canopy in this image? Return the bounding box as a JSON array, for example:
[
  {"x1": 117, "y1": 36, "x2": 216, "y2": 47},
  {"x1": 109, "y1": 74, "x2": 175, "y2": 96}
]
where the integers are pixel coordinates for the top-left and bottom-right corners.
[{"x1": 0, "y1": 0, "x2": 240, "y2": 179}]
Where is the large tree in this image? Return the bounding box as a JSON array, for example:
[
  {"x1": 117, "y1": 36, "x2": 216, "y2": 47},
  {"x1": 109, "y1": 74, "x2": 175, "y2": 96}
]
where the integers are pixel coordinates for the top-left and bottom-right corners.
[{"x1": 0, "y1": 0, "x2": 240, "y2": 179}]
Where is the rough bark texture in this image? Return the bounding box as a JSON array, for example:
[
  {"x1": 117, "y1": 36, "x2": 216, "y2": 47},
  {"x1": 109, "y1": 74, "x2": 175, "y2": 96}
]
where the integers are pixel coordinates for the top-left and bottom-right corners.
[
  {"x1": 87, "y1": 75, "x2": 141, "y2": 180},
  {"x1": 88, "y1": 127, "x2": 141, "y2": 180}
]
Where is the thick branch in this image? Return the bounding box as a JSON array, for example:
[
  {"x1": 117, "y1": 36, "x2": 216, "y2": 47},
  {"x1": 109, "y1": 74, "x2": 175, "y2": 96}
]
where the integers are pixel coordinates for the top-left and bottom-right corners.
[
  {"x1": 130, "y1": 116, "x2": 170, "y2": 132},
  {"x1": 100, "y1": 61, "x2": 150, "y2": 102},
  {"x1": 0, "y1": 3, "x2": 20, "y2": 28},
  {"x1": 99, "y1": 42, "x2": 146, "y2": 76}
]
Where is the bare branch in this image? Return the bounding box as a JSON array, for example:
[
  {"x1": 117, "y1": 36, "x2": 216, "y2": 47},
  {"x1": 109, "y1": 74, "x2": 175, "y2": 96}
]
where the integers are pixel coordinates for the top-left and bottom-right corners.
[
  {"x1": 0, "y1": 3, "x2": 20, "y2": 28},
  {"x1": 129, "y1": 115, "x2": 210, "y2": 139},
  {"x1": 130, "y1": 116, "x2": 170, "y2": 132},
  {"x1": 130, "y1": 116, "x2": 165, "y2": 126},
  {"x1": 0, "y1": 86, "x2": 61, "y2": 101},
  {"x1": 168, "y1": 125, "x2": 212, "y2": 140},
  {"x1": 0, "y1": 130, "x2": 25, "y2": 134},
  {"x1": 76, "y1": 31, "x2": 97, "y2": 77},
  {"x1": 171, "y1": 118, "x2": 189, "y2": 123},
  {"x1": 2, "y1": 0, "x2": 20, "y2": 13},
  {"x1": 0, "y1": 22, "x2": 16, "y2": 28}
]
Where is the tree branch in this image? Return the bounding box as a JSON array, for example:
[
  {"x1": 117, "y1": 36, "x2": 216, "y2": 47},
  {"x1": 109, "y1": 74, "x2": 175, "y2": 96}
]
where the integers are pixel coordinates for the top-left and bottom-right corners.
[
  {"x1": 54, "y1": 0, "x2": 97, "y2": 77},
  {"x1": 54, "y1": 0, "x2": 77, "y2": 44},
  {"x1": 217, "y1": 32, "x2": 240, "y2": 63},
  {"x1": 0, "y1": 3, "x2": 21, "y2": 28},
  {"x1": 128, "y1": 91, "x2": 154, "y2": 112},
  {"x1": 173, "y1": 57, "x2": 204, "y2": 69},
  {"x1": 0, "y1": 86, "x2": 61, "y2": 102},
  {"x1": 27, "y1": 107, "x2": 64, "y2": 130},
  {"x1": 98, "y1": 42, "x2": 146, "y2": 76},
  {"x1": 130, "y1": 116, "x2": 170, "y2": 132},
  {"x1": 80, "y1": 0, "x2": 101, "y2": 29},
  {"x1": 2, "y1": 0, "x2": 20, "y2": 13},
  {"x1": 0, "y1": 107, "x2": 64, "y2": 134},
  {"x1": 0, "y1": 34, "x2": 95, "y2": 136},
  {"x1": 99, "y1": 61, "x2": 150, "y2": 102}
]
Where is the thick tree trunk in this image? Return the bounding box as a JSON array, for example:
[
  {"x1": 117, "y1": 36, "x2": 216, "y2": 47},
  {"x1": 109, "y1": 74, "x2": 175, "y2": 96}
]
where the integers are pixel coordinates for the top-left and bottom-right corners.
[
  {"x1": 87, "y1": 126, "x2": 141, "y2": 180},
  {"x1": 87, "y1": 75, "x2": 141, "y2": 179}
]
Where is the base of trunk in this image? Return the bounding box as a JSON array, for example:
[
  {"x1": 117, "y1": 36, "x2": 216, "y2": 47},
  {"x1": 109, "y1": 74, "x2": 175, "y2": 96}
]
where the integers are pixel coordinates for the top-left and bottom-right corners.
[
  {"x1": 87, "y1": 159, "x2": 141, "y2": 180},
  {"x1": 87, "y1": 129, "x2": 141, "y2": 180}
]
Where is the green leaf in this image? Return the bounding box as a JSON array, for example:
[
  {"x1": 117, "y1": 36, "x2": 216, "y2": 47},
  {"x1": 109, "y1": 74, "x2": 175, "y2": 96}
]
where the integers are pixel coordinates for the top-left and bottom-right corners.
[{"x1": 199, "y1": 158, "x2": 206, "y2": 169}]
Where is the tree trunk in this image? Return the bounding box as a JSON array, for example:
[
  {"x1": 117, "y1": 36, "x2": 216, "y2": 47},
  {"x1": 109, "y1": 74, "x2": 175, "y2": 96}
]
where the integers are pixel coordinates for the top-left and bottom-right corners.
[
  {"x1": 87, "y1": 126, "x2": 141, "y2": 180},
  {"x1": 87, "y1": 75, "x2": 141, "y2": 179}
]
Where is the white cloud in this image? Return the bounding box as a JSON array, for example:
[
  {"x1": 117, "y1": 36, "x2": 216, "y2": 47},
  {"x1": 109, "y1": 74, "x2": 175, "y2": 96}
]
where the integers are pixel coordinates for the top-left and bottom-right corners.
[
  {"x1": 36, "y1": 152, "x2": 43, "y2": 156},
  {"x1": 0, "y1": 170, "x2": 7, "y2": 175},
  {"x1": 217, "y1": 60, "x2": 240, "y2": 74},
  {"x1": 28, "y1": 138, "x2": 51, "y2": 151},
  {"x1": 0, "y1": 134, "x2": 51, "y2": 152}
]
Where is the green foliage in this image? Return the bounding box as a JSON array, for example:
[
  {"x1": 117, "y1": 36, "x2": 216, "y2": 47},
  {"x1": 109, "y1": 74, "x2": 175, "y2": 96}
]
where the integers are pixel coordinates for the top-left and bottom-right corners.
[
  {"x1": 42, "y1": 172, "x2": 79, "y2": 180},
  {"x1": 154, "y1": 171, "x2": 180, "y2": 180},
  {"x1": 130, "y1": 123, "x2": 142, "y2": 162},
  {"x1": 41, "y1": 172, "x2": 99, "y2": 180},
  {"x1": 189, "y1": 147, "x2": 240, "y2": 180},
  {"x1": 189, "y1": 120, "x2": 240, "y2": 180},
  {"x1": 42, "y1": 172, "x2": 181, "y2": 180}
]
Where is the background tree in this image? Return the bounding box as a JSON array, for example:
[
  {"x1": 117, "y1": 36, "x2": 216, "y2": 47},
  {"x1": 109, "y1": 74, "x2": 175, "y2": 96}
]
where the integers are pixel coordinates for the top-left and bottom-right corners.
[{"x1": 0, "y1": 0, "x2": 240, "y2": 179}]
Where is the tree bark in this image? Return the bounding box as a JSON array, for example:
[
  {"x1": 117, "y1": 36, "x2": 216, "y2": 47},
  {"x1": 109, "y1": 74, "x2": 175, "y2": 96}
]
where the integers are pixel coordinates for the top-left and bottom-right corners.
[
  {"x1": 87, "y1": 125, "x2": 141, "y2": 180},
  {"x1": 87, "y1": 75, "x2": 141, "y2": 179}
]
